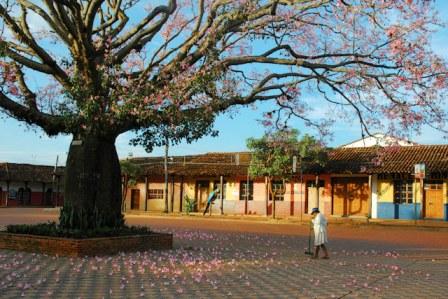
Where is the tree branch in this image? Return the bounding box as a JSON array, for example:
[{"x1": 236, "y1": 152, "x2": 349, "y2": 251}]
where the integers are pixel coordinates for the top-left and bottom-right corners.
[
  {"x1": 0, "y1": 92, "x2": 68, "y2": 136},
  {"x1": 112, "y1": 0, "x2": 177, "y2": 56},
  {"x1": 0, "y1": 4, "x2": 71, "y2": 88}
]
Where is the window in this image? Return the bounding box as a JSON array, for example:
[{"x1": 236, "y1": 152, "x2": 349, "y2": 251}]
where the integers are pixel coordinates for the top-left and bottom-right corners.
[
  {"x1": 394, "y1": 181, "x2": 413, "y2": 204},
  {"x1": 8, "y1": 189, "x2": 17, "y2": 200},
  {"x1": 148, "y1": 189, "x2": 163, "y2": 200},
  {"x1": 424, "y1": 181, "x2": 443, "y2": 190},
  {"x1": 239, "y1": 181, "x2": 253, "y2": 201},
  {"x1": 213, "y1": 181, "x2": 226, "y2": 200},
  {"x1": 270, "y1": 181, "x2": 285, "y2": 201}
]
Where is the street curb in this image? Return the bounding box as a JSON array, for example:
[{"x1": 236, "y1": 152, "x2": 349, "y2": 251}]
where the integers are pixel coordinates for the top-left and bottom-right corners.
[{"x1": 124, "y1": 211, "x2": 448, "y2": 230}]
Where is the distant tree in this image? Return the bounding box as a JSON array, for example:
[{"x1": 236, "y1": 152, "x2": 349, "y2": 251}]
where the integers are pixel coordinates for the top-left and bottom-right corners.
[
  {"x1": 247, "y1": 129, "x2": 326, "y2": 218},
  {"x1": 119, "y1": 159, "x2": 141, "y2": 212}
]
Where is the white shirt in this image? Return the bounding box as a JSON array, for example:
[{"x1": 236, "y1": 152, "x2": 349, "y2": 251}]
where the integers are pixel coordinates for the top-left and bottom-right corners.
[{"x1": 312, "y1": 213, "x2": 328, "y2": 246}]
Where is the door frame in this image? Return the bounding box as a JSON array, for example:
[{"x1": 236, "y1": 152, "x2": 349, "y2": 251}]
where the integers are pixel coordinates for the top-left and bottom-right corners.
[
  {"x1": 195, "y1": 180, "x2": 210, "y2": 212},
  {"x1": 130, "y1": 189, "x2": 140, "y2": 210},
  {"x1": 423, "y1": 180, "x2": 444, "y2": 219},
  {"x1": 331, "y1": 177, "x2": 369, "y2": 217}
]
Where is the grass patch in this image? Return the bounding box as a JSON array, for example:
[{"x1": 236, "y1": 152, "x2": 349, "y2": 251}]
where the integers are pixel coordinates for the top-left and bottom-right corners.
[{"x1": 6, "y1": 222, "x2": 152, "y2": 239}]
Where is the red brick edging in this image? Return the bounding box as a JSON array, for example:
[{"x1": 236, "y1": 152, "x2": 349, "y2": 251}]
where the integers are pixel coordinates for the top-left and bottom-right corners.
[{"x1": 0, "y1": 232, "x2": 173, "y2": 257}]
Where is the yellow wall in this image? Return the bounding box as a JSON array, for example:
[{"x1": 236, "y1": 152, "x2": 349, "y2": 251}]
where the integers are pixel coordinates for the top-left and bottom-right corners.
[
  {"x1": 377, "y1": 180, "x2": 393, "y2": 203},
  {"x1": 147, "y1": 182, "x2": 165, "y2": 211},
  {"x1": 444, "y1": 181, "x2": 448, "y2": 204},
  {"x1": 414, "y1": 181, "x2": 422, "y2": 204},
  {"x1": 376, "y1": 179, "x2": 429, "y2": 204}
]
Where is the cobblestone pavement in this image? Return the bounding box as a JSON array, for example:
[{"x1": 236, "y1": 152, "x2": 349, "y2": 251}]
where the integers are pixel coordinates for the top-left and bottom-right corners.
[
  {"x1": 1, "y1": 209, "x2": 448, "y2": 298},
  {"x1": 1, "y1": 226, "x2": 447, "y2": 299}
]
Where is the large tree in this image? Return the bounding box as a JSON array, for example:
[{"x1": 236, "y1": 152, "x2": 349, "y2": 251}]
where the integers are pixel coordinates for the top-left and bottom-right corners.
[{"x1": 0, "y1": 1, "x2": 446, "y2": 229}]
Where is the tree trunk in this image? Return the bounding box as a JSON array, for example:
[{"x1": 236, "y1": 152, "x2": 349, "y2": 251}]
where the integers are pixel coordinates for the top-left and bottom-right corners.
[
  {"x1": 59, "y1": 135, "x2": 124, "y2": 230},
  {"x1": 122, "y1": 175, "x2": 128, "y2": 212}
]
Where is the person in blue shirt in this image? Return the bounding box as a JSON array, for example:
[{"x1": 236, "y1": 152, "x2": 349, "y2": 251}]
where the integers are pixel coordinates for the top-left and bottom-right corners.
[{"x1": 203, "y1": 187, "x2": 220, "y2": 215}]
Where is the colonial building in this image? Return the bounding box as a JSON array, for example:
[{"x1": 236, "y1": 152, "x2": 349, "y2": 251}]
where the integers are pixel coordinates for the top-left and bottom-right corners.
[
  {"x1": 124, "y1": 145, "x2": 448, "y2": 221},
  {"x1": 341, "y1": 133, "x2": 417, "y2": 148},
  {"x1": 0, "y1": 163, "x2": 64, "y2": 207}
]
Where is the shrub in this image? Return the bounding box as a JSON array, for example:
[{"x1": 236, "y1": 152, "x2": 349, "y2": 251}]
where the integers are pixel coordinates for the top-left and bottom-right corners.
[
  {"x1": 184, "y1": 195, "x2": 196, "y2": 215},
  {"x1": 6, "y1": 222, "x2": 152, "y2": 239}
]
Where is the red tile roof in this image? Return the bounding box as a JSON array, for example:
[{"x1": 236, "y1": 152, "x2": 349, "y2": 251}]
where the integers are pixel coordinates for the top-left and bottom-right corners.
[
  {"x1": 130, "y1": 152, "x2": 251, "y2": 177},
  {"x1": 1, "y1": 145, "x2": 447, "y2": 183},
  {"x1": 132, "y1": 145, "x2": 448, "y2": 177},
  {"x1": 327, "y1": 145, "x2": 448, "y2": 174},
  {"x1": 0, "y1": 163, "x2": 63, "y2": 183}
]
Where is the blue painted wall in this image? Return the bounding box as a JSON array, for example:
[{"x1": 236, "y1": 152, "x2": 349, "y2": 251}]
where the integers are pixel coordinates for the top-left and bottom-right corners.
[
  {"x1": 377, "y1": 203, "x2": 422, "y2": 220},
  {"x1": 398, "y1": 204, "x2": 422, "y2": 220},
  {"x1": 377, "y1": 203, "x2": 395, "y2": 219},
  {"x1": 445, "y1": 204, "x2": 448, "y2": 221}
]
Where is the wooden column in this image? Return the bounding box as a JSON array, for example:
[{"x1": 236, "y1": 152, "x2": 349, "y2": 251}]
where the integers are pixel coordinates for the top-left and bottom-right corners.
[
  {"x1": 315, "y1": 175, "x2": 319, "y2": 211},
  {"x1": 56, "y1": 176, "x2": 60, "y2": 207},
  {"x1": 245, "y1": 173, "x2": 249, "y2": 215},
  {"x1": 265, "y1": 176, "x2": 268, "y2": 216},
  {"x1": 144, "y1": 176, "x2": 149, "y2": 212},
  {"x1": 368, "y1": 175, "x2": 372, "y2": 219},
  {"x1": 170, "y1": 176, "x2": 175, "y2": 213},
  {"x1": 163, "y1": 142, "x2": 169, "y2": 213},
  {"x1": 220, "y1": 175, "x2": 224, "y2": 215},
  {"x1": 5, "y1": 181, "x2": 9, "y2": 207},
  {"x1": 290, "y1": 181, "x2": 294, "y2": 216},
  {"x1": 42, "y1": 183, "x2": 46, "y2": 206},
  {"x1": 179, "y1": 176, "x2": 184, "y2": 213}
]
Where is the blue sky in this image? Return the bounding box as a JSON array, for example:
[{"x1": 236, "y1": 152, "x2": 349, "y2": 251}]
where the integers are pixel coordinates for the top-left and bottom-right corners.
[{"x1": 1, "y1": 1, "x2": 448, "y2": 166}]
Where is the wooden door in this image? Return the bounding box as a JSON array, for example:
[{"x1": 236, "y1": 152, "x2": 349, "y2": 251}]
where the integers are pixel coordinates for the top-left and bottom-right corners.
[
  {"x1": 347, "y1": 180, "x2": 369, "y2": 216},
  {"x1": 332, "y1": 181, "x2": 346, "y2": 216},
  {"x1": 131, "y1": 189, "x2": 140, "y2": 210},
  {"x1": 332, "y1": 178, "x2": 369, "y2": 216},
  {"x1": 425, "y1": 182, "x2": 443, "y2": 219},
  {"x1": 196, "y1": 181, "x2": 209, "y2": 211}
]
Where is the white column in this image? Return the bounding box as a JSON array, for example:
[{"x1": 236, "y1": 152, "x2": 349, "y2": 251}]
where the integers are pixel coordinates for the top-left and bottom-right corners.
[{"x1": 371, "y1": 174, "x2": 378, "y2": 219}]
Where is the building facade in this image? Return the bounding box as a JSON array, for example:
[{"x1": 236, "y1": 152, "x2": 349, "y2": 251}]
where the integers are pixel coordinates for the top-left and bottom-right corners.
[
  {"x1": 0, "y1": 163, "x2": 64, "y2": 207},
  {"x1": 125, "y1": 145, "x2": 448, "y2": 221}
]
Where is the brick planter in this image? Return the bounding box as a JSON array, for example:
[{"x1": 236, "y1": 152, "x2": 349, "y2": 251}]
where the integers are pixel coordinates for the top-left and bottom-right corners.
[{"x1": 0, "y1": 232, "x2": 173, "y2": 257}]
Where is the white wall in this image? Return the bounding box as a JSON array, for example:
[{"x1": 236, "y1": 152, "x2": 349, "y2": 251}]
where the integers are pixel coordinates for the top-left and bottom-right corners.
[{"x1": 371, "y1": 174, "x2": 378, "y2": 219}]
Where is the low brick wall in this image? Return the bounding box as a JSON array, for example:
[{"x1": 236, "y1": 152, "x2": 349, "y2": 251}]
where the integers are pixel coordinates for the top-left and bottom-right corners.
[{"x1": 0, "y1": 232, "x2": 173, "y2": 257}]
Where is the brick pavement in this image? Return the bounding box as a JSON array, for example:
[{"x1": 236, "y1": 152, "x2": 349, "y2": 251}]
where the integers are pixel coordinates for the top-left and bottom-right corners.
[{"x1": 0, "y1": 227, "x2": 447, "y2": 298}]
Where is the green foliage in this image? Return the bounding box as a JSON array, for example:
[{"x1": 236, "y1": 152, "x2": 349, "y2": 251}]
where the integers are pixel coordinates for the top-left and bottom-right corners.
[
  {"x1": 184, "y1": 195, "x2": 196, "y2": 215},
  {"x1": 120, "y1": 159, "x2": 142, "y2": 187},
  {"x1": 247, "y1": 129, "x2": 327, "y2": 179},
  {"x1": 297, "y1": 134, "x2": 329, "y2": 168},
  {"x1": 247, "y1": 129, "x2": 299, "y2": 179},
  {"x1": 7, "y1": 222, "x2": 151, "y2": 239},
  {"x1": 131, "y1": 108, "x2": 218, "y2": 153}
]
